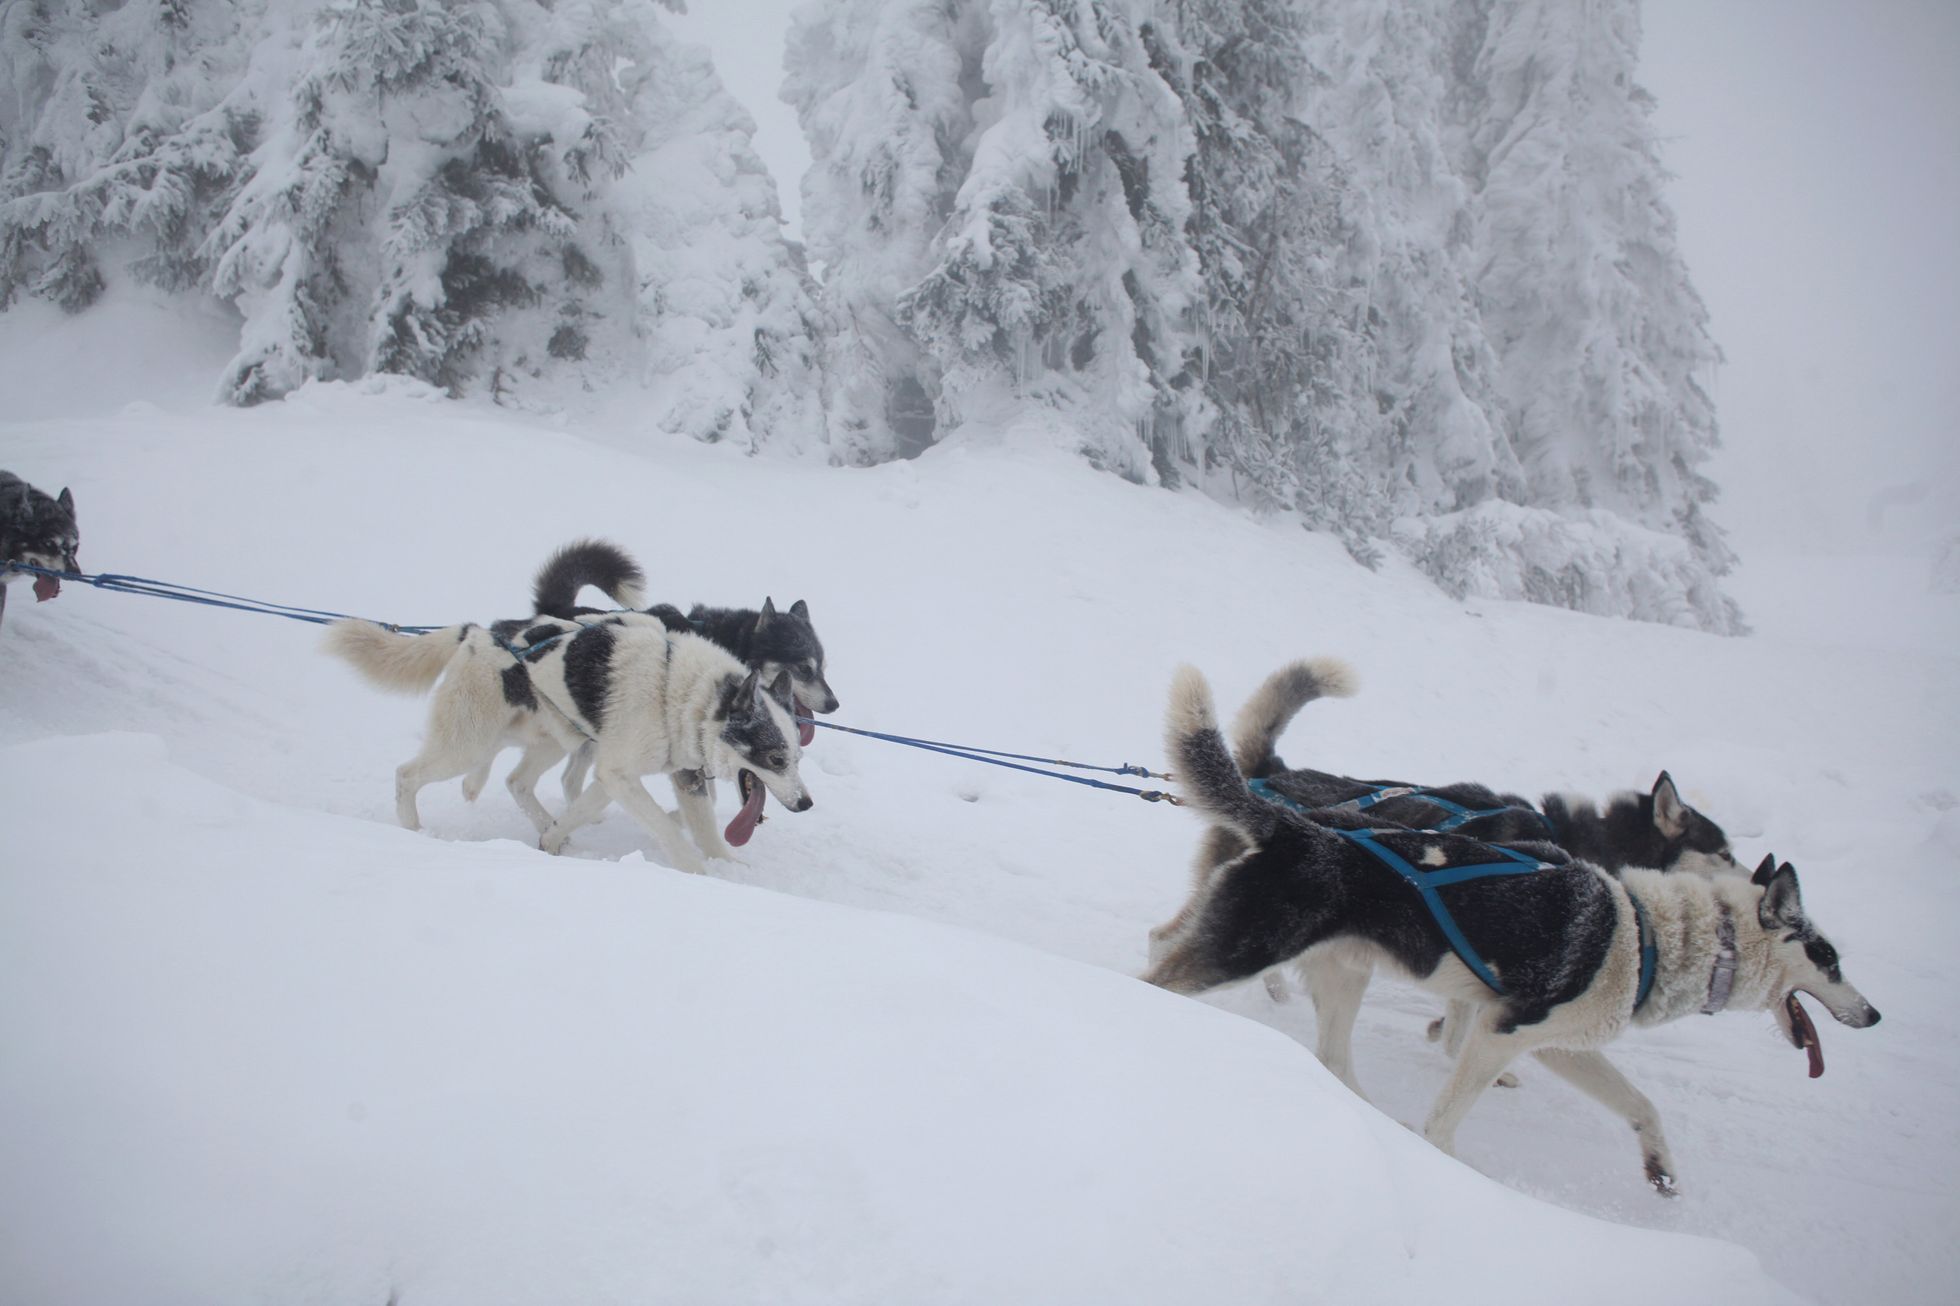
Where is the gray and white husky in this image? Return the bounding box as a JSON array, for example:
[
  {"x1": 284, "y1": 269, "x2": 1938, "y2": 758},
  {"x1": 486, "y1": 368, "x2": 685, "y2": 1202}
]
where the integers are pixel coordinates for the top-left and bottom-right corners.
[
  {"x1": 1151, "y1": 657, "x2": 1748, "y2": 1086},
  {"x1": 0, "y1": 470, "x2": 79, "y2": 632},
  {"x1": 510, "y1": 538, "x2": 840, "y2": 802},
  {"x1": 325, "y1": 615, "x2": 812, "y2": 872},
  {"x1": 1143, "y1": 665, "x2": 1879, "y2": 1193}
]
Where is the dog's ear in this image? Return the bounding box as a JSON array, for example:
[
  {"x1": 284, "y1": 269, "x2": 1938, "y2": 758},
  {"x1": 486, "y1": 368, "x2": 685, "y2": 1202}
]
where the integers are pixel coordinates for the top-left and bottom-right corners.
[
  {"x1": 1751, "y1": 852, "x2": 1777, "y2": 886},
  {"x1": 1652, "y1": 771, "x2": 1688, "y2": 838},
  {"x1": 57, "y1": 487, "x2": 73, "y2": 513},
  {"x1": 1758, "y1": 860, "x2": 1806, "y2": 930},
  {"x1": 765, "y1": 668, "x2": 794, "y2": 710},
  {"x1": 718, "y1": 669, "x2": 762, "y2": 719},
  {"x1": 790, "y1": 599, "x2": 809, "y2": 620},
  {"x1": 757, "y1": 597, "x2": 776, "y2": 629}
]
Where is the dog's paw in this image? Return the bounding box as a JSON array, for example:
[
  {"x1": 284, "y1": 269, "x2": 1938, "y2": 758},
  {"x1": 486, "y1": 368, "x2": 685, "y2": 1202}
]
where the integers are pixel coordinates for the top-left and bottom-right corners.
[
  {"x1": 1645, "y1": 1154, "x2": 1679, "y2": 1197},
  {"x1": 539, "y1": 831, "x2": 568, "y2": 855},
  {"x1": 1493, "y1": 1072, "x2": 1521, "y2": 1089},
  {"x1": 1425, "y1": 1017, "x2": 1444, "y2": 1043},
  {"x1": 1262, "y1": 971, "x2": 1294, "y2": 1003}
]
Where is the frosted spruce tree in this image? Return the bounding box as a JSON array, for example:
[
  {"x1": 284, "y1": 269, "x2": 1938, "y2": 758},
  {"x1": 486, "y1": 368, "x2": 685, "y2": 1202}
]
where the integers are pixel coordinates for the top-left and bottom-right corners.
[
  {"x1": 793, "y1": 0, "x2": 1206, "y2": 481},
  {"x1": 2, "y1": 0, "x2": 822, "y2": 449},
  {"x1": 1154, "y1": 0, "x2": 1387, "y2": 553},
  {"x1": 0, "y1": 0, "x2": 257, "y2": 310},
  {"x1": 784, "y1": 0, "x2": 979, "y2": 463},
  {"x1": 1289, "y1": 0, "x2": 1739, "y2": 629},
  {"x1": 615, "y1": 16, "x2": 825, "y2": 452},
  {"x1": 207, "y1": 0, "x2": 649, "y2": 405},
  {"x1": 1444, "y1": 0, "x2": 1739, "y2": 629}
]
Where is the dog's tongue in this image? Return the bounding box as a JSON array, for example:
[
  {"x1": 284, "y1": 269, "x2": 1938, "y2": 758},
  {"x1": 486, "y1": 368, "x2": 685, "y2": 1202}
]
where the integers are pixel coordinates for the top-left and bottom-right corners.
[
  {"x1": 1788, "y1": 993, "x2": 1825, "y2": 1079},
  {"x1": 32, "y1": 573, "x2": 59, "y2": 602},
  {"x1": 794, "y1": 696, "x2": 814, "y2": 746},
  {"x1": 724, "y1": 773, "x2": 768, "y2": 847}
]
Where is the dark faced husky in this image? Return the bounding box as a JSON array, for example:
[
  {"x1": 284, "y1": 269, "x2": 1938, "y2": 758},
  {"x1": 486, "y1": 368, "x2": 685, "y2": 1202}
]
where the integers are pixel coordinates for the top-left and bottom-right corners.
[
  {"x1": 0, "y1": 470, "x2": 79, "y2": 632},
  {"x1": 526, "y1": 538, "x2": 840, "y2": 731},
  {"x1": 497, "y1": 537, "x2": 840, "y2": 816},
  {"x1": 325, "y1": 615, "x2": 812, "y2": 873},
  {"x1": 1144, "y1": 665, "x2": 1879, "y2": 1193},
  {"x1": 1150, "y1": 657, "x2": 1748, "y2": 1086}
]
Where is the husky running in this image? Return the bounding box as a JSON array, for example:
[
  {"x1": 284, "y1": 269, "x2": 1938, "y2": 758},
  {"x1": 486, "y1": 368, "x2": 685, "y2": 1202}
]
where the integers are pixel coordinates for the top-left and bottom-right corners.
[{"x1": 1143, "y1": 665, "x2": 1879, "y2": 1193}]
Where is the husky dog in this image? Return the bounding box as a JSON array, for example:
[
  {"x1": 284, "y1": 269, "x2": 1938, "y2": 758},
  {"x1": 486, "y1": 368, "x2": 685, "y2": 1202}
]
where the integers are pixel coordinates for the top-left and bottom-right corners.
[
  {"x1": 0, "y1": 471, "x2": 79, "y2": 632},
  {"x1": 527, "y1": 538, "x2": 839, "y2": 726},
  {"x1": 1150, "y1": 657, "x2": 1746, "y2": 1083},
  {"x1": 493, "y1": 538, "x2": 840, "y2": 811},
  {"x1": 1144, "y1": 665, "x2": 1879, "y2": 1192},
  {"x1": 325, "y1": 615, "x2": 812, "y2": 871},
  {"x1": 1163, "y1": 657, "x2": 1737, "y2": 939}
]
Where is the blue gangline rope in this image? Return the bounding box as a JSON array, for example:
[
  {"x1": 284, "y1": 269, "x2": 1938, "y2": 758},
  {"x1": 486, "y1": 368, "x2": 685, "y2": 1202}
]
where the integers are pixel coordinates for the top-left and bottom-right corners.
[
  {"x1": 7, "y1": 561, "x2": 1177, "y2": 805},
  {"x1": 796, "y1": 717, "x2": 1180, "y2": 804},
  {"x1": 4, "y1": 562, "x2": 444, "y2": 633}
]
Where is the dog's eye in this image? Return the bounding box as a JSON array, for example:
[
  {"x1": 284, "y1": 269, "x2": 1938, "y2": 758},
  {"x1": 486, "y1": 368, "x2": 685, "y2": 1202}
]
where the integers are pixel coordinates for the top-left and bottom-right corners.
[
  {"x1": 1805, "y1": 940, "x2": 1838, "y2": 972},
  {"x1": 769, "y1": 751, "x2": 788, "y2": 770}
]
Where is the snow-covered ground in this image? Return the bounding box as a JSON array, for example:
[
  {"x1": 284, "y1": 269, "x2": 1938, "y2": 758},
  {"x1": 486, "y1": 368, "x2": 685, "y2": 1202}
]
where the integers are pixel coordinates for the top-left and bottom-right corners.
[{"x1": 2, "y1": 305, "x2": 1955, "y2": 1304}]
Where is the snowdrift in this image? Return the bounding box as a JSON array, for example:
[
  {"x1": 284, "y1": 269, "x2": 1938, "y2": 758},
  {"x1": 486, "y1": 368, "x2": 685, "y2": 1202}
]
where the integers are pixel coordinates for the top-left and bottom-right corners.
[
  {"x1": 0, "y1": 732, "x2": 1799, "y2": 1306},
  {"x1": 0, "y1": 378, "x2": 1954, "y2": 1303}
]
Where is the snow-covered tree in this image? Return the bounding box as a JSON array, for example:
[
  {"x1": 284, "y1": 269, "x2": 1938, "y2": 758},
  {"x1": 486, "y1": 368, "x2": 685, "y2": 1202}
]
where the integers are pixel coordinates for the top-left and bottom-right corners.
[
  {"x1": 784, "y1": 0, "x2": 978, "y2": 463},
  {"x1": 617, "y1": 17, "x2": 825, "y2": 453},
  {"x1": 207, "y1": 0, "x2": 637, "y2": 404},
  {"x1": 4, "y1": 0, "x2": 823, "y2": 444},
  {"x1": 1148, "y1": 0, "x2": 1386, "y2": 550},
  {"x1": 1459, "y1": 0, "x2": 1736, "y2": 620},
  {"x1": 0, "y1": 0, "x2": 257, "y2": 311},
  {"x1": 895, "y1": 0, "x2": 1205, "y2": 482}
]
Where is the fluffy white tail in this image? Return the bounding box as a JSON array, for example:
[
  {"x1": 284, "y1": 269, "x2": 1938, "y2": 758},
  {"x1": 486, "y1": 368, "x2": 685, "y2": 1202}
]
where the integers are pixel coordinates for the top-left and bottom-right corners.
[{"x1": 322, "y1": 620, "x2": 470, "y2": 694}]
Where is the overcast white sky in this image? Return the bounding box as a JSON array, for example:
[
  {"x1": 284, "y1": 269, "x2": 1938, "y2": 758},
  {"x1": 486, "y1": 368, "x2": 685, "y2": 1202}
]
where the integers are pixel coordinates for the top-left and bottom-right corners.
[{"x1": 672, "y1": 1, "x2": 1960, "y2": 560}]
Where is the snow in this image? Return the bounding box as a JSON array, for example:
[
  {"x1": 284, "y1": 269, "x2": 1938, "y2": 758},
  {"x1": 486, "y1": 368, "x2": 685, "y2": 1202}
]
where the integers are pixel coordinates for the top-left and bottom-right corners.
[{"x1": 2, "y1": 337, "x2": 1956, "y2": 1302}]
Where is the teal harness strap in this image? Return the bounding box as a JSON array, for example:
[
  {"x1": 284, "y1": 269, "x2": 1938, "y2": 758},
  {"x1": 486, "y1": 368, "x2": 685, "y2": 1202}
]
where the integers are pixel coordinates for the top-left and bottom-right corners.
[
  {"x1": 1249, "y1": 778, "x2": 1555, "y2": 996},
  {"x1": 1328, "y1": 829, "x2": 1550, "y2": 995},
  {"x1": 1628, "y1": 891, "x2": 1659, "y2": 1014},
  {"x1": 1341, "y1": 782, "x2": 1555, "y2": 838}
]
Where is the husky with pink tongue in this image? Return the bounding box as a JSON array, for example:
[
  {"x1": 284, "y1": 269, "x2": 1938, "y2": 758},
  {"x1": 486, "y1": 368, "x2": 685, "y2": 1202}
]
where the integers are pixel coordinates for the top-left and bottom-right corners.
[{"x1": 525, "y1": 616, "x2": 814, "y2": 871}]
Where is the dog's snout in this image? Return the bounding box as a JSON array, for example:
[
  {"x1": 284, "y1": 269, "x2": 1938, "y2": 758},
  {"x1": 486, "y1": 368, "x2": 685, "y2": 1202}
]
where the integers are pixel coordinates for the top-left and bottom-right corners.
[
  {"x1": 792, "y1": 794, "x2": 814, "y2": 813},
  {"x1": 1862, "y1": 1005, "x2": 1881, "y2": 1027}
]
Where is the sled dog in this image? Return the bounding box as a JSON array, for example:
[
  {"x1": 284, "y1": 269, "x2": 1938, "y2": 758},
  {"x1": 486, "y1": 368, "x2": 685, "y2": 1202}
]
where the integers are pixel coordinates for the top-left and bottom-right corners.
[
  {"x1": 1149, "y1": 657, "x2": 1747, "y2": 1084},
  {"x1": 511, "y1": 538, "x2": 841, "y2": 802},
  {"x1": 1142, "y1": 665, "x2": 1879, "y2": 1193},
  {"x1": 524, "y1": 538, "x2": 839, "y2": 725},
  {"x1": 0, "y1": 471, "x2": 79, "y2": 632},
  {"x1": 324, "y1": 615, "x2": 812, "y2": 872}
]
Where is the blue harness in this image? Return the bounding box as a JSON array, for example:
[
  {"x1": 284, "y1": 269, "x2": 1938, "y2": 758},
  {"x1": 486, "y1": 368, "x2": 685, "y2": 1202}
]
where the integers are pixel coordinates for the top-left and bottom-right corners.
[
  {"x1": 1333, "y1": 781, "x2": 1556, "y2": 839},
  {"x1": 1249, "y1": 778, "x2": 1656, "y2": 1009}
]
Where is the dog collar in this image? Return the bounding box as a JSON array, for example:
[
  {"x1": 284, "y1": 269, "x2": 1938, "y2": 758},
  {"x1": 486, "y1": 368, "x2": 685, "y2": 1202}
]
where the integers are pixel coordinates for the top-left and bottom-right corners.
[
  {"x1": 1628, "y1": 890, "x2": 1658, "y2": 1014},
  {"x1": 1701, "y1": 904, "x2": 1738, "y2": 1015}
]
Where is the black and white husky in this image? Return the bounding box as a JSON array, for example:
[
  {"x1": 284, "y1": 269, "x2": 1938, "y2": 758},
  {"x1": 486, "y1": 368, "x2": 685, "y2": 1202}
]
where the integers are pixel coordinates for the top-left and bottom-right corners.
[
  {"x1": 0, "y1": 470, "x2": 79, "y2": 632},
  {"x1": 1143, "y1": 665, "x2": 1880, "y2": 1193},
  {"x1": 1150, "y1": 657, "x2": 1748, "y2": 1083},
  {"x1": 325, "y1": 614, "x2": 812, "y2": 872},
  {"x1": 524, "y1": 538, "x2": 839, "y2": 728},
  {"x1": 511, "y1": 539, "x2": 840, "y2": 803}
]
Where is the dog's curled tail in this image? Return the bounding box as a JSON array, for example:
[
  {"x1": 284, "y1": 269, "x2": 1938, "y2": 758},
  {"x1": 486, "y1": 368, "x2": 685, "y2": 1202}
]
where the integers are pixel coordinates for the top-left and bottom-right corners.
[
  {"x1": 532, "y1": 539, "x2": 648, "y2": 618},
  {"x1": 1167, "y1": 665, "x2": 1278, "y2": 844},
  {"x1": 322, "y1": 619, "x2": 470, "y2": 694},
  {"x1": 1229, "y1": 656, "x2": 1357, "y2": 774}
]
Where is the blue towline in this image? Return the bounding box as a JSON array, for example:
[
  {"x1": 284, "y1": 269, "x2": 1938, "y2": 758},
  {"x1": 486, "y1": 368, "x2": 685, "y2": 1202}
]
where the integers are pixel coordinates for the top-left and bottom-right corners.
[{"x1": 1249, "y1": 777, "x2": 1656, "y2": 1009}]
